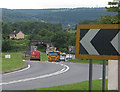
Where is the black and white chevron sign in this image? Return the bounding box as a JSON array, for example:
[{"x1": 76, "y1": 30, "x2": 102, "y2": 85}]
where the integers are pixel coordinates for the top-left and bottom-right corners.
[{"x1": 79, "y1": 29, "x2": 120, "y2": 55}]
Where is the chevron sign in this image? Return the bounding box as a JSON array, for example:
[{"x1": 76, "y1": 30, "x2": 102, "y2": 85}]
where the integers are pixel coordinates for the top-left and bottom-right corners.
[{"x1": 75, "y1": 24, "x2": 120, "y2": 60}]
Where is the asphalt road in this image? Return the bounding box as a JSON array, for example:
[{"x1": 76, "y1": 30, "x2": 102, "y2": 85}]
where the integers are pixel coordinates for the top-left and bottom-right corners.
[{"x1": 2, "y1": 61, "x2": 106, "y2": 90}]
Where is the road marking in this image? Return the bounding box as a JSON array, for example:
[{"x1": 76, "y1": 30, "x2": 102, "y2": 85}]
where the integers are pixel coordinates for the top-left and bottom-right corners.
[
  {"x1": 3, "y1": 64, "x2": 31, "y2": 75},
  {"x1": 1, "y1": 62, "x2": 69, "y2": 85}
]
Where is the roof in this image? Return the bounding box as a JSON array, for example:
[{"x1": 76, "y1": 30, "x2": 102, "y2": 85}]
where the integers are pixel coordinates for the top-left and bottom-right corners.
[{"x1": 10, "y1": 31, "x2": 23, "y2": 35}]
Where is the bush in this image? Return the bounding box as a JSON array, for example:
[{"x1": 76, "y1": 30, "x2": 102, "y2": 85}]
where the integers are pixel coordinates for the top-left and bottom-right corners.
[{"x1": 2, "y1": 40, "x2": 12, "y2": 52}]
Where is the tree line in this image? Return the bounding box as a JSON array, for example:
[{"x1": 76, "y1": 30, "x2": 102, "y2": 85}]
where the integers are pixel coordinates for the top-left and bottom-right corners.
[
  {"x1": 2, "y1": 21, "x2": 76, "y2": 52},
  {"x1": 2, "y1": 0, "x2": 119, "y2": 52}
]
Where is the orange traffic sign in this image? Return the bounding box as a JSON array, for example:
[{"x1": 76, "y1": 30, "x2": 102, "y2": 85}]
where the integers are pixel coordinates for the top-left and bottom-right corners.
[{"x1": 75, "y1": 24, "x2": 120, "y2": 60}]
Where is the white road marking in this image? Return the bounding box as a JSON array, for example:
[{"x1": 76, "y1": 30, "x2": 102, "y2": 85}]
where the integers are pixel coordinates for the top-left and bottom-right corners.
[
  {"x1": 1, "y1": 62, "x2": 69, "y2": 85},
  {"x1": 3, "y1": 64, "x2": 31, "y2": 75}
]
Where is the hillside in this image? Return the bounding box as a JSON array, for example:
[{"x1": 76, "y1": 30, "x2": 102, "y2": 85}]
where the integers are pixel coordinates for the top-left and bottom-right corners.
[{"x1": 2, "y1": 8, "x2": 117, "y2": 26}]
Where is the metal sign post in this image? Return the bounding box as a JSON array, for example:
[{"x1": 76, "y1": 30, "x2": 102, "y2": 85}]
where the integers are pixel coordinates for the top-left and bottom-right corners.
[
  {"x1": 75, "y1": 24, "x2": 120, "y2": 91},
  {"x1": 118, "y1": 60, "x2": 120, "y2": 92},
  {"x1": 89, "y1": 59, "x2": 93, "y2": 91},
  {"x1": 102, "y1": 60, "x2": 106, "y2": 91}
]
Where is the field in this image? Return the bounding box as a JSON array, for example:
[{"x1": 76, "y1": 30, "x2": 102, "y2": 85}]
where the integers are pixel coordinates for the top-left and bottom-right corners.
[
  {"x1": 2, "y1": 52, "x2": 26, "y2": 72},
  {"x1": 67, "y1": 30, "x2": 76, "y2": 34}
]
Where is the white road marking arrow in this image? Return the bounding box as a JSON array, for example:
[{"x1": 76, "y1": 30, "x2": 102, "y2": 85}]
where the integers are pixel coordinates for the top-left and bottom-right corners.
[
  {"x1": 111, "y1": 31, "x2": 120, "y2": 54},
  {"x1": 80, "y1": 29, "x2": 100, "y2": 55}
]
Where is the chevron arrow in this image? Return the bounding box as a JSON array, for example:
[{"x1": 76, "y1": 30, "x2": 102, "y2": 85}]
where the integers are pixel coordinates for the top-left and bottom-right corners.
[
  {"x1": 91, "y1": 29, "x2": 119, "y2": 55},
  {"x1": 80, "y1": 29, "x2": 100, "y2": 55},
  {"x1": 111, "y1": 31, "x2": 120, "y2": 54},
  {"x1": 80, "y1": 29, "x2": 119, "y2": 55}
]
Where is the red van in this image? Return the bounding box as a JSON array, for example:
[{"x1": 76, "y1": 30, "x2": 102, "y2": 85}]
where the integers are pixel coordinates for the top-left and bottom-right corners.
[{"x1": 30, "y1": 50, "x2": 40, "y2": 61}]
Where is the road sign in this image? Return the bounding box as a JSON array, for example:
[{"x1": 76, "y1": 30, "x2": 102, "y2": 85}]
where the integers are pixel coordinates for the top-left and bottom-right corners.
[
  {"x1": 31, "y1": 46, "x2": 37, "y2": 51},
  {"x1": 68, "y1": 46, "x2": 75, "y2": 53},
  {"x1": 75, "y1": 24, "x2": 120, "y2": 60}
]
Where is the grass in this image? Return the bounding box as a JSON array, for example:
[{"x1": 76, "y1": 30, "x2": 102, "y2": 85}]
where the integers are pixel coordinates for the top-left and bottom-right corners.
[
  {"x1": 19, "y1": 79, "x2": 112, "y2": 92},
  {"x1": 40, "y1": 52, "x2": 48, "y2": 61},
  {"x1": 67, "y1": 59, "x2": 108, "y2": 65},
  {"x1": 67, "y1": 30, "x2": 76, "y2": 34},
  {"x1": 37, "y1": 79, "x2": 108, "y2": 90},
  {"x1": 2, "y1": 52, "x2": 26, "y2": 72}
]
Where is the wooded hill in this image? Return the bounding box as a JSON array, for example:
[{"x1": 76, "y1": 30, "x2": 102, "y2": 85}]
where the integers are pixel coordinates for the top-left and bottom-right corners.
[{"x1": 2, "y1": 8, "x2": 117, "y2": 26}]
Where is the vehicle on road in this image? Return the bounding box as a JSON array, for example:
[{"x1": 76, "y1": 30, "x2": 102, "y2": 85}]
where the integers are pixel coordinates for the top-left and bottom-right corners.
[
  {"x1": 60, "y1": 55, "x2": 66, "y2": 61},
  {"x1": 60, "y1": 53, "x2": 66, "y2": 61},
  {"x1": 30, "y1": 50, "x2": 41, "y2": 61},
  {"x1": 49, "y1": 47, "x2": 56, "y2": 52},
  {"x1": 66, "y1": 54, "x2": 72, "y2": 60},
  {"x1": 48, "y1": 51, "x2": 60, "y2": 62}
]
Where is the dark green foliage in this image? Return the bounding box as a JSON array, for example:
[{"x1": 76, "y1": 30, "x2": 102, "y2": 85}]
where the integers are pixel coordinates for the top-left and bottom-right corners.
[
  {"x1": 2, "y1": 21, "x2": 76, "y2": 52},
  {"x1": 97, "y1": 15, "x2": 113, "y2": 24},
  {"x1": 106, "y1": 1, "x2": 119, "y2": 12},
  {"x1": 98, "y1": 0, "x2": 119, "y2": 24},
  {"x1": 37, "y1": 45, "x2": 46, "y2": 52},
  {"x1": 2, "y1": 40, "x2": 30, "y2": 52},
  {"x1": 78, "y1": 20, "x2": 98, "y2": 24},
  {"x1": 2, "y1": 21, "x2": 62, "y2": 40},
  {"x1": 2, "y1": 40, "x2": 12, "y2": 52},
  {"x1": 51, "y1": 31, "x2": 76, "y2": 52},
  {"x1": 2, "y1": 8, "x2": 116, "y2": 26},
  {"x1": 52, "y1": 32, "x2": 69, "y2": 49}
]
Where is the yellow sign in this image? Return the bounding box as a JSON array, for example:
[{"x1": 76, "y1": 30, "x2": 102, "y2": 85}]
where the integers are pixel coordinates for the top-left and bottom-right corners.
[{"x1": 75, "y1": 24, "x2": 120, "y2": 60}]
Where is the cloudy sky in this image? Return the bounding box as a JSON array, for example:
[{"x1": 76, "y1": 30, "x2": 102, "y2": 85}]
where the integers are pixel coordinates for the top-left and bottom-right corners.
[{"x1": 0, "y1": 0, "x2": 113, "y2": 9}]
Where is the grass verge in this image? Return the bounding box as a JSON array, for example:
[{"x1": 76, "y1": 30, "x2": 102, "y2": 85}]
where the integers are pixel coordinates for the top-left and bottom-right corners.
[
  {"x1": 67, "y1": 59, "x2": 108, "y2": 65},
  {"x1": 37, "y1": 79, "x2": 108, "y2": 90},
  {"x1": 2, "y1": 52, "x2": 26, "y2": 72},
  {"x1": 19, "y1": 79, "x2": 114, "y2": 92}
]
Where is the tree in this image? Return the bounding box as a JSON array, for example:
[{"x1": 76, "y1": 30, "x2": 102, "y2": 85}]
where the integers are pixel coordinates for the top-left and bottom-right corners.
[
  {"x1": 51, "y1": 32, "x2": 69, "y2": 50},
  {"x1": 98, "y1": 0, "x2": 120, "y2": 24},
  {"x1": 105, "y1": 0, "x2": 119, "y2": 12}
]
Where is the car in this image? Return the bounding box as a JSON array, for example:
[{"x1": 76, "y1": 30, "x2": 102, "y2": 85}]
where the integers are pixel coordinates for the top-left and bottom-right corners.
[
  {"x1": 66, "y1": 54, "x2": 72, "y2": 60},
  {"x1": 60, "y1": 55, "x2": 66, "y2": 61}
]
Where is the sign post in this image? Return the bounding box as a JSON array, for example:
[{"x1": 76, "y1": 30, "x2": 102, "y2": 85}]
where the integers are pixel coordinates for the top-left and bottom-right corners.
[
  {"x1": 118, "y1": 60, "x2": 120, "y2": 91},
  {"x1": 89, "y1": 59, "x2": 93, "y2": 91},
  {"x1": 102, "y1": 60, "x2": 106, "y2": 90},
  {"x1": 75, "y1": 24, "x2": 120, "y2": 91}
]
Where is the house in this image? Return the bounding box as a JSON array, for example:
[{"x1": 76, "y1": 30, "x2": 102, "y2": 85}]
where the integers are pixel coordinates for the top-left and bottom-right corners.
[{"x1": 9, "y1": 31, "x2": 24, "y2": 39}]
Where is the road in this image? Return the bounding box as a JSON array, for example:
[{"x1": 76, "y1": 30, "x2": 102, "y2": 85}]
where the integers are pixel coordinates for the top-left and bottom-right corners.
[{"x1": 2, "y1": 61, "x2": 106, "y2": 90}]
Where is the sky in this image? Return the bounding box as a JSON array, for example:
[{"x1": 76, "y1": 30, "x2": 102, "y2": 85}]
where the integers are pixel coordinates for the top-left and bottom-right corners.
[{"x1": 0, "y1": 0, "x2": 113, "y2": 9}]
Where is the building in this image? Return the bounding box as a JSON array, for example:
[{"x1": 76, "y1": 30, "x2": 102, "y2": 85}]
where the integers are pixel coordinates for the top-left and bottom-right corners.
[{"x1": 9, "y1": 31, "x2": 24, "y2": 39}]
